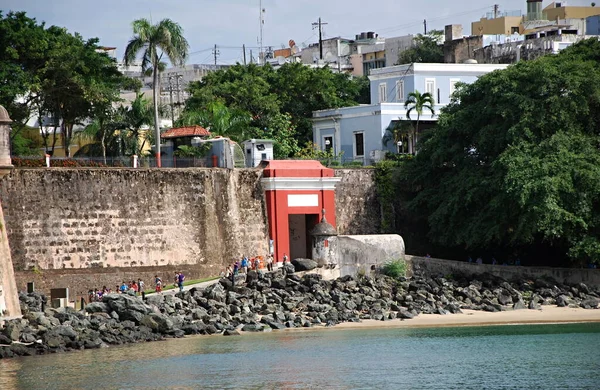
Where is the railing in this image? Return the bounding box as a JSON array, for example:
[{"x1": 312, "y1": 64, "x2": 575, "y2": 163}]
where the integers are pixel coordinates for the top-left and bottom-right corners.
[{"x1": 11, "y1": 156, "x2": 215, "y2": 168}]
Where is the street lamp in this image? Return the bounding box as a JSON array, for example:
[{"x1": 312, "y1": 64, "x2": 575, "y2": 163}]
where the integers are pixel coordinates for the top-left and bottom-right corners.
[{"x1": 397, "y1": 140, "x2": 402, "y2": 154}]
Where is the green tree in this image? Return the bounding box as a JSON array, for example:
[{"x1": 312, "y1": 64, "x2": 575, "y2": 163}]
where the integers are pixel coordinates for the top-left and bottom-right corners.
[
  {"x1": 404, "y1": 90, "x2": 435, "y2": 154},
  {"x1": 398, "y1": 30, "x2": 444, "y2": 64},
  {"x1": 123, "y1": 18, "x2": 189, "y2": 165},
  {"x1": 118, "y1": 93, "x2": 154, "y2": 156},
  {"x1": 403, "y1": 38, "x2": 600, "y2": 266},
  {"x1": 178, "y1": 101, "x2": 250, "y2": 142},
  {"x1": 185, "y1": 63, "x2": 368, "y2": 150}
]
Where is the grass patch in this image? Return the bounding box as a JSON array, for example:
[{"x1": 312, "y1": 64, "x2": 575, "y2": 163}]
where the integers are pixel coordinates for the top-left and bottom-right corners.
[
  {"x1": 143, "y1": 276, "x2": 220, "y2": 294},
  {"x1": 381, "y1": 259, "x2": 406, "y2": 278}
]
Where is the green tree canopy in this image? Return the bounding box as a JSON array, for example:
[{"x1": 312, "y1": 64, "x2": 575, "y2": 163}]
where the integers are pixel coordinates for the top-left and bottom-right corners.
[
  {"x1": 398, "y1": 30, "x2": 444, "y2": 64},
  {"x1": 402, "y1": 39, "x2": 600, "y2": 266},
  {"x1": 185, "y1": 63, "x2": 369, "y2": 152}
]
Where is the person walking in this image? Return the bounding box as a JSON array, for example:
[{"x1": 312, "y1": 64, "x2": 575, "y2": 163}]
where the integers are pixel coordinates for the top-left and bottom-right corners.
[
  {"x1": 138, "y1": 278, "x2": 145, "y2": 295},
  {"x1": 283, "y1": 253, "x2": 289, "y2": 263},
  {"x1": 267, "y1": 254, "x2": 273, "y2": 272},
  {"x1": 241, "y1": 256, "x2": 248, "y2": 274},
  {"x1": 177, "y1": 272, "x2": 185, "y2": 292},
  {"x1": 154, "y1": 275, "x2": 163, "y2": 294}
]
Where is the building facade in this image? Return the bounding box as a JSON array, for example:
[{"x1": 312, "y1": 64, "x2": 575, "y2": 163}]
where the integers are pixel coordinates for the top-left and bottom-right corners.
[{"x1": 312, "y1": 63, "x2": 508, "y2": 164}]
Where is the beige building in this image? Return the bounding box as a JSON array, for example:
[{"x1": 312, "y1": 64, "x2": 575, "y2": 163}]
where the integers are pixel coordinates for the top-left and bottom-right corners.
[
  {"x1": 472, "y1": 14, "x2": 523, "y2": 35},
  {"x1": 544, "y1": 2, "x2": 600, "y2": 20}
]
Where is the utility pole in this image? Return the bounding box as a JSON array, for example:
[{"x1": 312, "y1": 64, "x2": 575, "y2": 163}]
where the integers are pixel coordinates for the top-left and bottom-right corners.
[
  {"x1": 175, "y1": 74, "x2": 182, "y2": 120},
  {"x1": 423, "y1": 19, "x2": 427, "y2": 35},
  {"x1": 213, "y1": 44, "x2": 219, "y2": 65},
  {"x1": 312, "y1": 17, "x2": 328, "y2": 60},
  {"x1": 168, "y1": 75, "x2": 175, "y2": 124},
  {"x1": 493, "y1": 4, "x2": 499, "y2": 19},
  {"x1": 250, "y1": 49, "x2": 254, "y2": 64},
  {"x1": 243, "y1": 44, "x2": 247, "y2": 65}
]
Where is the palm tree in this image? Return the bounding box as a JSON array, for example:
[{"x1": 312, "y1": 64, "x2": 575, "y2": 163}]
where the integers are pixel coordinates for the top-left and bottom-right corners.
[
  {"x1": 123, "y1": 19, "x2": 189, "y2": 167},
  {"x1": 404, "y1": 90, "x2": 435, "y2": 154},
  {"x1": 177, "y1": 102, "x2": 250, "y2": 143},
  {"x1": 118, "y1": 93, "x2": 154, "y2": 156}
]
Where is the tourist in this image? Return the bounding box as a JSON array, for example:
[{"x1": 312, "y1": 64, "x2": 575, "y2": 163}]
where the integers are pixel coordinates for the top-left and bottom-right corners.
[
  {"x1": 174, "y1": 272, "x2": 180, "y2": 288},
  {"x1": 225, "y1": 265, "x2": 233, "y2": 278},
  {"x1": 177, "y1": 272, "x2": 185, "y2": 292},
  {"x1": 254, "y1": 257, "x2": 261, "y2": 273},
  {"x1": 241, "y1": 256, "x2": 249, "y2": 273},
  {"x1": 283, "y1": 253, "x2": 289, "y2": 263},
  {"x1": 155, "y1": 275, "x2": 163, "y2": 294},
  {"x1": 119, "y1": 281, "x2": 128, "y2": 293},
  {"x1": 476, "y1": 257, "x2": 483, "y2": 265},
  {"x1": 467, "y1": 256, "x2": 473, "y2": 263},
  {"x1": 492, "y1": 257, "x2": 497, "y2": 265},
  {"x1": 515, "y1": 257, "x2": 521, "y2": 266},
  {"x1": 138, "y1": 279, "x2": 145, "y2": 295},
  {"x1": 426, "y1": 253, "x2": 431, "y2": 259},
  {"x1": 267, "y1": 254, "x2": 273, "y2": 272},
  {"x1": 131, "y1": 280, "x2": 138, "y2": 294}
]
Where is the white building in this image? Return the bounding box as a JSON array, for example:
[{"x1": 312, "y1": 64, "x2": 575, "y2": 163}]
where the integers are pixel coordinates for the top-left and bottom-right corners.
[{"x1": 312, "y1": 63, "x2": 508, "y2": 164}]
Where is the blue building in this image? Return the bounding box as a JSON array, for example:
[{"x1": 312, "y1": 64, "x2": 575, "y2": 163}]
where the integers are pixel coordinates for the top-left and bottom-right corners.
[{"x1": 312, "y1": 63, "x2": 508, "y2": 164}]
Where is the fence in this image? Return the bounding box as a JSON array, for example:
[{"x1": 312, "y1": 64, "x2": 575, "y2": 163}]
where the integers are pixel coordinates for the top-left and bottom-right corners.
[
  {"x1": 11, "y1": 156, "x2": 215, "y2": 168},
  {"x1": 11, "y1": 155, "x2": 370, "y2": 169}
]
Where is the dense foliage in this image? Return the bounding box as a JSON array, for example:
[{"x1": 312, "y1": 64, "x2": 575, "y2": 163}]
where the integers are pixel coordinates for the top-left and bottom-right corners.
[
  {"x1": 0, "y1": 11, "x2": 132, "y2": 157},
  {"x1": 184, "y1": 62, "x2": 369, "y2": 156},
  {"x1": 400, "y1": 39, "x2": 600, "y2": 266}
]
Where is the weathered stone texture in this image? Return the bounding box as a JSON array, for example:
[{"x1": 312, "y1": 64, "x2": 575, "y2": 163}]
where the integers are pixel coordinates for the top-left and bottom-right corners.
[
  {"x1": 334, "y1": 169, "x2": 380, "y2": 235},
  {"x1": 0, "y1": 169, "x2": 269, "y2": 272}
]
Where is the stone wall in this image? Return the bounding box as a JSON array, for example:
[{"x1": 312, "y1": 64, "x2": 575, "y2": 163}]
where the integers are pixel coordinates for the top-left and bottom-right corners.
[
  {"x1": 0, "y1": 167, "x2": 382, "y2": 296},
  {"x1": 334, "y1": 169, "x2": 380, "y2": 235},
  {"x1": 0, "y1": 168, "x2": 270, "y2": 273},
  {"x1": 334, "y1": 234, "x2": 404, "y2": 277},
  {"x1": 406, "y1": 255, "x2": 600, "y2": 287}
]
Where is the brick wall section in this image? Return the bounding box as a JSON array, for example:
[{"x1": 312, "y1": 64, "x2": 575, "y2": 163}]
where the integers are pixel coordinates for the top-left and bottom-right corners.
[
  {"x1": 0, "y1": 168, "x2": 269, "y2": 272},
  {"x1": 334, "y1": 169, "x2": 381, "y2": 235}
]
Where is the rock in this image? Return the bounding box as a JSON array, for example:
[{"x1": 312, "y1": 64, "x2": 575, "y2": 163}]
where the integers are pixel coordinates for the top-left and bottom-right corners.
[
  {"x1": 528, "y1": 300, "x2": 541, "y2": 310},
  {"x1": 580, "y1": 298, "x2": 599, "y2": 309},
  {"x1": 223, "y1": 329, "x2": 241, "y2": 336},
  {"x1": 497, "y1": 291, "x2": 513, "y2": 306},
  {"x1": 282, "y1": 262, "x2": 296, "y2": 274},
  {"x1": 271, "y1": 278, "x2": 287, "y2": 289},
  {"x1": 140, "y1": 313, "x2": 174, "y2": 333},
  {"x1": 2, "y1": 320, "x2": 24, "y2": 341},
  {"x1": 556, "y1": 295, "x2": 570, "y2": 307},
  {"x1": 242, "y1": 324, "x2": 264, "y2": 332},
  {"x1": 513, "y1": 300, "x2": 527, "y2": 310},
  {"x1": 292, "y1": 258, "x2": 318, "y2": 271},
  {"x1": 85, "y1": 302, "x2": 110, "y2": 314}
]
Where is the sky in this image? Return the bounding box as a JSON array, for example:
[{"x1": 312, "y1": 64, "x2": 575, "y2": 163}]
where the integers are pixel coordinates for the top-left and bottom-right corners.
[{"x1": 1, "y1": 0, "x2": 594, "y2": 64}]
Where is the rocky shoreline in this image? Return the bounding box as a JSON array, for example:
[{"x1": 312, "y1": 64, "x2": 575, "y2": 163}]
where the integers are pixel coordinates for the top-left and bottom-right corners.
[{"x1": 1, "y1": 266, "x2": 599, "y2": 359}]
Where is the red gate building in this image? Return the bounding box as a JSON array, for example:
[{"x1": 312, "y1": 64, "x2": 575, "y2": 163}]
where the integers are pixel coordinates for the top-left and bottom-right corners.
[{"x1": 261, "y1": 161, "x2": 341, "y2": 263}]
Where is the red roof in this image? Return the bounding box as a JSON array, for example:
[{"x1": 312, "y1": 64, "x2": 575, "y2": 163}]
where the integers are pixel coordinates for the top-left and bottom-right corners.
[
  {"x1": 161, "y1": 126, "x2": 210, "y2": 139},
  {"x1": 262, "y1": 160, "x2": 334, "y2": 178}
]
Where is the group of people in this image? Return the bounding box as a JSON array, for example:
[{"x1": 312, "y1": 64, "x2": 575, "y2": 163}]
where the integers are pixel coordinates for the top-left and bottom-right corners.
[
  {"x1": 152, "y1": 272, "x2": 185, "y2": 294},
  {"x1": 224, "y1": 253, "x2": 290, "y2": 281},
  {"x1": 87, "y1": 279, "x2": 146, "y2": 302}
]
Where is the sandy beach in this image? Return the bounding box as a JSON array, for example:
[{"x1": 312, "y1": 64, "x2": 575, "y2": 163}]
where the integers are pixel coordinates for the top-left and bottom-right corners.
[{"x1": 331, "y1": 306, "x2": 600, "y2": 330}]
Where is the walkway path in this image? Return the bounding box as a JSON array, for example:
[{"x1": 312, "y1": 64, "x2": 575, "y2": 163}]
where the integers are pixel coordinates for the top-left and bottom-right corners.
[{"x1": 146, "y1": 278, "x2": 220, "y2": 296}]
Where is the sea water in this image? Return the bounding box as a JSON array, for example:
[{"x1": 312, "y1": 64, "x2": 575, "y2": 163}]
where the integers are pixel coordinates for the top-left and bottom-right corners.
[{"x1": 0, "y1": 323, "x2": 599, "y2": 389}]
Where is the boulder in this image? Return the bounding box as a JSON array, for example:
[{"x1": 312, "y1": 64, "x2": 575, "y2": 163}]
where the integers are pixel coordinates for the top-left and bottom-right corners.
[
  {"x1": 140, "y1": 313, "x2": 174, "y2": 333},
  {"x1": 85, "y1": 302, "x2": 110, "y2": 314},
  {"x1": 223, "y1": 329, "x2": 241, "y2": 336},
  {"x1": 580, "y1": 298, "x2": 599, "y2": 309},
  {"x1": 282, "y1": 263, "x2": 295, "y2": 274},
  {"x1": 292, "y1": 258, "x2": 318, "y2": 272}
]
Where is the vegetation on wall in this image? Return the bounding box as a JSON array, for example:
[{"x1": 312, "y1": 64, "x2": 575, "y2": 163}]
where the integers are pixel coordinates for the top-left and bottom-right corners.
[{"x1": 398, "y1": 30, "x2": 444, "y2": 64}]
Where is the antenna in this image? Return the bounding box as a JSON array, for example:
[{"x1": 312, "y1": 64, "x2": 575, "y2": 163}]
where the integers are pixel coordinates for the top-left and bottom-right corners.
[{"x1": 259, "y1": 1, "x2": 266, "y2": 64}]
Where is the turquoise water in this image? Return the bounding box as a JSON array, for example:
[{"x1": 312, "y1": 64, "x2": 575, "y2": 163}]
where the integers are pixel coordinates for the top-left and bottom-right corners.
[{"x1": 1, "y1": 323, "x2": 599, "y2": 389}]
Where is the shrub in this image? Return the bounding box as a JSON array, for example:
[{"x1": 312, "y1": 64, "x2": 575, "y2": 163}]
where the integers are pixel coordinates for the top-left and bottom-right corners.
[{"x1": 381, "y1": 259, "x2": 406, "y2": 278}]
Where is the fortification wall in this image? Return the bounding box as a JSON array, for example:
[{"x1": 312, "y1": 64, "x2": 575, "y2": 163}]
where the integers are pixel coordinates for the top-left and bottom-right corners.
[
  {"x1": 1, "y1": 167, "x2": 381, "y2": 296},
  {"x1": 334, "y1": 169, "x2": 380, "y2": 235}
]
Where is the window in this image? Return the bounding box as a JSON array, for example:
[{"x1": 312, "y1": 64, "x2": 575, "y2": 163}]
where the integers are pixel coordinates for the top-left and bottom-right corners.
[
  {"x1": 379, "y1": 83, "x2": 387, "y2": 103},
  {"x1": 396, "y1": 80, "x2": 405, "y2": 102},
  {"x1": 323, "y1": 136, "x2": 333, "y2": 152},
  {"x1": 449, "y1": 79, "x2": 460, "y2": 98},
  {"x1": 354, "y1": 132, "x2": 365, "y2": 157},
  {"x1": 437, "y1": 88, "x2": 441, "y2": 105},
  {"x1": 425, "y1": 78, "x2": 435, "y2": 96}
]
